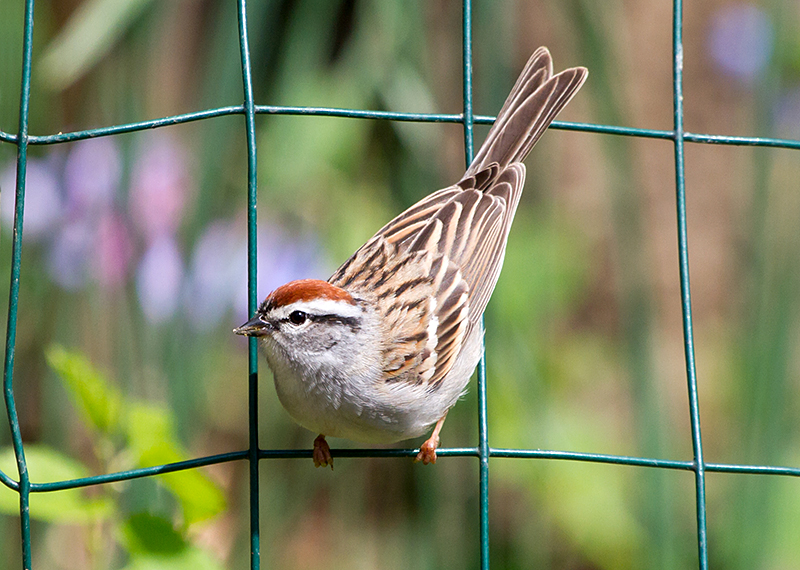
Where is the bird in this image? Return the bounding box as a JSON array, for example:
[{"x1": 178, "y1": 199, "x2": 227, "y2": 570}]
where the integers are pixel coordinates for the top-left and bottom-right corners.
[{"x1": 234, "y1": 47, "x2": 587, "y2": 469}]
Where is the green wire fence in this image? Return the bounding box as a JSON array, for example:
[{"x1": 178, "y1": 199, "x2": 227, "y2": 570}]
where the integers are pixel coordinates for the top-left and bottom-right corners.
[{"x1": 3, "y1": 0, "x2": 800, "y2": 569}]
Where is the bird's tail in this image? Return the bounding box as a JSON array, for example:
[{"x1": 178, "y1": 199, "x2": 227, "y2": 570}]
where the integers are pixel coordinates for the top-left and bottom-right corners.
[{"x1": 464, "y1": 47, "x2": 587, "y2": 179}]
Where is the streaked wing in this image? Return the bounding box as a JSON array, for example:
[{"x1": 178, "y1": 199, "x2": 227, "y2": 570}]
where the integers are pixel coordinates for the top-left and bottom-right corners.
[
  {"x1": 328, "y1": 167, "x2": 519, "y2": 390},
  {"x1": 373, "y1": 186, "x2": 463, "y2": 248},
  {"x1": 403, "y1": 180, "x2": 509, "y2": 325},
  {"x1": 328, "y1": 48, "x2": 587, "y2": 390},
  {"x1": 456, "y1": 163, "x2": 525, "y2": 318},
  {"x1": 329, "y1": 236, "x2": 468, "y2": 390}
]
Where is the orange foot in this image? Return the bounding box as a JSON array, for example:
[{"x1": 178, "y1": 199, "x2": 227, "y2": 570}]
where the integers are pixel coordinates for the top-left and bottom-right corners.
[
  {"x1": 313, "y1": 434, "x2": 333, "y2": 469},
  {"x1": 415, "y1": 435, "x2": 440, "y2": 464},
  {"x1": 415, "y1": 414, "x2": 447, "y2": 465}
]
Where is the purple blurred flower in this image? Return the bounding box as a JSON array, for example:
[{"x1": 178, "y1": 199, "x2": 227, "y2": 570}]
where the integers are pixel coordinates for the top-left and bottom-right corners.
[
  {"x1": 183, "y1": 218, "x2": 328, "y2": 329},
  {"x1": 129, "y1": 133, "x2": 192, "y2": 242},
  {"x1": 708, "y1": 4, "x2": 773, "y2": 83},
  {"x1": 93, "y1": 212, "x2": 133, "y2": 289},
  {"x1": 183, "y1": 220, "x2": 242, "y2": 330},
  {"x1": 1, "y1": 158, "x2": 63, "y2": 242},
  {"x1": 48, "y1": 220, "x2": 93, "y2": 290},
  {"x1": 233, "y1": 225, "x2": 329, "y2": 323},
  {"x1": 64, "y1": 137, "x2": 121, "y2": 214},
  {"x1": 136, "y1": 235, "x2": 185, "y2": 324}
]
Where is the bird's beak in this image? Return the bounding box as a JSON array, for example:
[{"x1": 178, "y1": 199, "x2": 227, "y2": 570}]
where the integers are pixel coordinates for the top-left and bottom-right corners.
[{"x1": 233, "y1": 315, "x2": 273, "y2": 337}]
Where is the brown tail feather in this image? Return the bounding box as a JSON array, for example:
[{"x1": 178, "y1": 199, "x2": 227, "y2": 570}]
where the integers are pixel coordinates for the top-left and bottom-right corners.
[{"x1": 464, "y1": 48, "x2": 587, "y2": 179}]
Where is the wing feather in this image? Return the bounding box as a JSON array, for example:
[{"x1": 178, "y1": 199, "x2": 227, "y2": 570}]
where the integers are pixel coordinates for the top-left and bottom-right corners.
[
  {"x1": 375, "y1": 186, "x2": 462, "y2": 248},
  {"x1": 326, "y1": 48, "x2": 586, "y2": 390},
  {"x1": 330, "y1": 237, "x2": 469, "y2": 389}
]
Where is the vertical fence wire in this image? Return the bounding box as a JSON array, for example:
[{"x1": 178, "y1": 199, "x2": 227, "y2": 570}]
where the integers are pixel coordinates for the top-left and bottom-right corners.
[
  {"x1": 458, "y1": 2, "x2": 491, "y2": 569},
  {"x1": 235, "y1": 1, "x2": 261, "y2": 568},
  {"x1": 3, "y1": 0, "x2": 36, "y2": 568},
  {"x1": 671, "y1": 1, "x2": 708, "y2": 567}
]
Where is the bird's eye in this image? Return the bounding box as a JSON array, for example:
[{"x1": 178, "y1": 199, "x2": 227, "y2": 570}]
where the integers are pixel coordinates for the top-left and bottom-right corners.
[{"x1": 288, "y1": 310, "x2": 308, "y2": 325}]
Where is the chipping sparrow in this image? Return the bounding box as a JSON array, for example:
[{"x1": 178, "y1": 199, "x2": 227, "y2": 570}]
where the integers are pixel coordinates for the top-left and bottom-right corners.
[{"x1": 235, "y1": 48, "x2": 587, "y2": 468}]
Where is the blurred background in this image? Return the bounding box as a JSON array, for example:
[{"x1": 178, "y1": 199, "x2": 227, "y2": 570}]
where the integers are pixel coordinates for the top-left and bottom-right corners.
[{"x1": 2, "y1": 0, "x2": 800, "y2": 568}]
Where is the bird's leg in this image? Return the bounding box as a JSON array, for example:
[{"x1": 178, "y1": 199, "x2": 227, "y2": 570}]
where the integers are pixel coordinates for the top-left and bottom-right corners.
[
  {"x1": 313, "y1": 434, "x2": 333, "y2": 469},
  {"x1": 415, "y1": 414, "x2": 447, "y2": 465}
]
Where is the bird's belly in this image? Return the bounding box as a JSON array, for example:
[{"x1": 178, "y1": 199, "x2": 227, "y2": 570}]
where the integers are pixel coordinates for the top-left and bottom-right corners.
[
  {"x1": 263, "y1": 324, "x2": 482, "y2": 444},
  {"x1": 270, "y1": 368, "x2": 453, "y2": 444}
]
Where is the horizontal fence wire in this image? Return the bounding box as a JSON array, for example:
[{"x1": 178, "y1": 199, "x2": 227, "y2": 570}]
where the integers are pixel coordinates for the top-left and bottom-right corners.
[
  {"x1": 2, "y1": 0, "x2": 800, "y2": 569},
  {"x1": 4, "y1": 113, "x2": 800, "y2": 149},
  {"x1": 7, "y1": 448, "x2": 800, "y2": 496}
]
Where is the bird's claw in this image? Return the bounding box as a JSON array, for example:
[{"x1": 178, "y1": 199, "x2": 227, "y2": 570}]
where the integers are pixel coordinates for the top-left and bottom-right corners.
[
  {"x1": 313, "y1": 435, "x2": 333, "y2": 469},
  {"x1": 415, "y1": 434, "x2": 440, "y2": 465}
]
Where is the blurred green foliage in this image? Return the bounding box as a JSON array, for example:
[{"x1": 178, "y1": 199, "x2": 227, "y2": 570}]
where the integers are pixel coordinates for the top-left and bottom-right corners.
[
  {"x1": 2, "y1": 0, "x2": 800, "y2": 569},
  {"x1": 2, "y1": 345, "x2": 226, "y2": 568},
  {"x1": 0, "y1": 444, "x2": 114, "y2": 523}
]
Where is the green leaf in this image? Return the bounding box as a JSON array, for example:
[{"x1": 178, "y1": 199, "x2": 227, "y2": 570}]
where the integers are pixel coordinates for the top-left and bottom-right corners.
[
  {"x1": 46, "y1": 344, "x2": 124, "y2": 435},
  {"x1": 119, "y1": 513, "x2": 224, "y2": 570},
  {"x1": 121, "y1": 512, "x2": 187, "y2": 555},
  {"x1": 0, "y1": 445, "x2": 114, "y2": 523},
  {"x1": 126, "y1": 404, "x2": 226, "y2": 525}
]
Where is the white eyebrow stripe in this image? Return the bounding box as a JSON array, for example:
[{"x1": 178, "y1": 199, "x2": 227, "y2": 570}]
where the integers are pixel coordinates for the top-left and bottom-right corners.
[{"x1": 284, "y1": 298, "x2": 363, "y2": 319}]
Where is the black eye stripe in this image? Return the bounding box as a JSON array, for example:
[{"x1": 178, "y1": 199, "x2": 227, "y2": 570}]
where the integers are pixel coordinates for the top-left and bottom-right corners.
[
  {"x1": 317, "y1": 315, "x2": 360, "y2": 330},
  {"x1": 282, "y1": 312, "x2": 361, "y2": 331}
]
